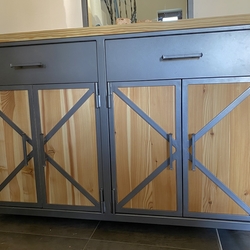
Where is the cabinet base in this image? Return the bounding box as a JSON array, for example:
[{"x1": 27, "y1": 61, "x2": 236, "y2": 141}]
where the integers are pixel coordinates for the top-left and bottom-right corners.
[{"x1": 0, "y1": 207, "x2": 249, "y2": 231}]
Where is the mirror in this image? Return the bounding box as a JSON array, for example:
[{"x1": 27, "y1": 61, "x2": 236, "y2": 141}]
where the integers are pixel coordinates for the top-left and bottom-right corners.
[{"x1": 83, "y1": 0, "x2": 193, "y2": 27}]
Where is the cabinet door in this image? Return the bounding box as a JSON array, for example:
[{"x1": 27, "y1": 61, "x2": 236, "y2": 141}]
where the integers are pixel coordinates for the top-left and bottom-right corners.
[
  {"x1": 0, "y1": 86, "x2": 39, "y2": 206},
  {"x1": 34, "y1": 83, "x2": 102, "y2": 212},
  {"x1": 183, "y1": 78, "x2": 250, "y2": 221},
  {"x1": 109, "y1": 80, "x2": 182, "y2": 216}
]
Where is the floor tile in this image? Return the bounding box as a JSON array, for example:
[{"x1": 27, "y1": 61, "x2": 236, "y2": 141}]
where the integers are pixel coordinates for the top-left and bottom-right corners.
[
  {"x1": 0, "y1": 215, "x2": 98, "y2": 239},
  {"x1": 218, "y1": 229, "x2": 250, "y2": 250},
  {"x1": 0, "y1": 231, "x2": 88, "y2": 250},
  {"x1": 84, "y1": 239, "x2": 186, "y2": 250},
  {"x1": 92, "y1": 221, "x2": 220, "y2": 250}
]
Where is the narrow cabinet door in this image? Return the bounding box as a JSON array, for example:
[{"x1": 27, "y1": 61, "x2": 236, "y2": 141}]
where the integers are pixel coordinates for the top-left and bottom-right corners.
[
  {"x1": 34, "y1": 84, "x2": 102, "y2": 212},
  {"x1": 183, "y1": 78, "x2": 250, "y2": 221},
  {"x1": 109, "y1": 80, "x2": 182, "y2": 216},
  {"x1": 0, "y1": 86, "x2": 39, "y2": 206}
]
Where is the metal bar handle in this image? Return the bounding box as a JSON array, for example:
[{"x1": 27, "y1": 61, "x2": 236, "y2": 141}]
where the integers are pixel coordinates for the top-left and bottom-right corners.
[
  {"x1": 192, "y1": 134, "x2": 196, "y2": 171},
  {"x1": 162, "y1": 53, "x2": 203, "y2": 61},
  {"x1": 112, "y1": 189, "x2": 116, "y2": 214},
  {"x1": 22, "y1": 133, "x2": 28, "y2": 166},
  {"x1": 10, "y1": 62, "x2": 44, "y2": 68},
  {"x1": 169, "y1": 133, "x2": 173, "y2": 170},
  {"x1": 40, "y1": 133, "x2": 47, "y2": 167}
]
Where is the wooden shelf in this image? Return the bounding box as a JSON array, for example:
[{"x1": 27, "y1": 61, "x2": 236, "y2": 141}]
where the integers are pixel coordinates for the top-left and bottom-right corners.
[{"x1": 0, "y1": 14, "x2": 250, "y2": 43}]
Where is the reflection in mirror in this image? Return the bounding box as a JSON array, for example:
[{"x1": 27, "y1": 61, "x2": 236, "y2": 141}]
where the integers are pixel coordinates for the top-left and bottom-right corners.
[{"x1": 85, "y1": 0, "x2": 193, "y2": 27}]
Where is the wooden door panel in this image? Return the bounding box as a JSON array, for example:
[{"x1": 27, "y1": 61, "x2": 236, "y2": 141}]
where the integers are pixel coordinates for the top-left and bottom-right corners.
[
  {"x1": 115, "y1": 96, "x2": 173, "y2": 202},
  {"x1": 188, "y1": 82, "x2": 250, "y2": 216},
  {"x1": 0, "y1": 90, "x2": 37, "y2": 203},
  {"x1": 0, "y1": 90, "x2": 32, "y2": 137},
  {"x1": 38, "y1": 88, "x2": 99, "y2": 207},
  {"x1": 123, "y1": 166, "x2": 177, "y2": 211},
  {"x1": 119, "y1": 86, "x2": 176, "y2": 137},
  {"x1": 39, "y1": 89, "x2": 88, "y2": 133},
  {"x1": 113, "y1": 84, "x2": 178, "y2": 213},
  {"x1": 188, "y1": 83, "x2": 250, "y2": 133},
  {"x1": 0, "y1": 159, "x2": 37, "y2": 203},
  {"x1": 189, "y1": 169, "x2": 248, "y2": 216},
  {"x1": 45, "y1": 163, "x2": 95, "y2": 206}
]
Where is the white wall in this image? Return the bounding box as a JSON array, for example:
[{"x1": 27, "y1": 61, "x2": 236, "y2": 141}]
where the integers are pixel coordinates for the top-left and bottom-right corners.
[
  {"x1": 0, "y1": 0, "x2": 83, "y2": 34},
  {"x1": 1, "y1": 0, "x2": 250, "y2": 34},
  {"x1": 194, "y1": 0, "x2": 250, "y2": 18}
]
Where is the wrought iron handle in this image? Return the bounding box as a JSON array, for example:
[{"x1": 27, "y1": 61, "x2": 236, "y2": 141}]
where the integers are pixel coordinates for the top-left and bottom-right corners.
[
  {"x1": 192, "y1": 134, "x2": 196, "y2": 171},
  {"x1": 169, "y1": 133, "x2": 173, "y2": 170},
  {"x1": 40, "y1": 133, "x2": 46, "y2": 167},
  {"x1": 22, "y1": 133, "x2": 28, "y2": 166},
  {"x1": 161, "y1": 53, "x2": 203, "y2": 61},
  {"x1": 112, "y1": 189, "x2": 116, "y2": 214},
  {"x1": 10, "y1": 62, "x2": 44, "y2": 68}
]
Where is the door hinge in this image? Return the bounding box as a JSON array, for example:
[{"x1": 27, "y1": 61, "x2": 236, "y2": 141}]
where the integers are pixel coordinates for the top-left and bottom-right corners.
[
  {"x1": 107, "y1": 82, "x2": 112, "y2": 109},
  {"x1": 100, "y1": 188, "x2": 106, "y2": 213},
  {"x1": 94, "y1": 83, "x2": 101, "y2": 108}
]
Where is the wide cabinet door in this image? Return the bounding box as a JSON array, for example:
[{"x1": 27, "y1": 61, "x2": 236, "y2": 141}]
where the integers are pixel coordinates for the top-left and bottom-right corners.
[
  {"x1": 0, "y1": 86, "x2": 39, "y2": 206},
  {"x1": 109, "y1": 80, "x2": 182, "y2": 216},
  {"x1": 183, "y1": 77, "x2": 250, "y2": 221},
  {"x1": 34, "y1": 83, "x2": 102, "y2": 212}
]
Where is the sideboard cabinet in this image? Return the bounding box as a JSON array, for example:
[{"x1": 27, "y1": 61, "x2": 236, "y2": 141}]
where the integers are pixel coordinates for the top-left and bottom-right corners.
[{"x1": 1, "y1": 18, "x2": 250, "y2": 230}]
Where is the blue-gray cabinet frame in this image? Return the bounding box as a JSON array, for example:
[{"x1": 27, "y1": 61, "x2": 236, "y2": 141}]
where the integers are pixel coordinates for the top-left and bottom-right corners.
[
  {"x1": 0, "y1": 85, "x2": 43, "y2": 208},
  {"x1": 1, "y1": 23, "x2": 250, "y2": 230},
  {"x1": 0, "y1": 83, "x2": 104, "y2": 213},
  {"x1": 32, "y1": 83, "x2": 104, "y2": 212},
  {"x1": 182, "y1": 77, "x2": 250, "y2": 222},
  {"x1": 108, "y1": 80, "x2": 182, "y2": 217}
]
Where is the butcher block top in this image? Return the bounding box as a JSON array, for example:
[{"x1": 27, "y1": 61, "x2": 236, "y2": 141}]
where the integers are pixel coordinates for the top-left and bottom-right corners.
[{"x1": 0, "y1": 14, "x2": 250, "y2": 43}]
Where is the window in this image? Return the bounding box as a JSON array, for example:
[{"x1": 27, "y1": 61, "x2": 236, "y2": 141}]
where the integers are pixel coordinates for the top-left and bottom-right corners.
[{"x1": 158, "y1": 9, "x2": 182, "y2": 22}]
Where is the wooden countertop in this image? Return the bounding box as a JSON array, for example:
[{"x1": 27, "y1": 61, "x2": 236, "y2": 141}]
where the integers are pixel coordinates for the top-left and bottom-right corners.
[{"x1": 0, "y1": 14, "x2": 250, "y2": 43}]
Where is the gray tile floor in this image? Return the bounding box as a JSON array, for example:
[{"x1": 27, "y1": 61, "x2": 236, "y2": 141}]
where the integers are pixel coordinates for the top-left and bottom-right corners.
[{"x1": 0, "y1": 215, "x2": 249, "y2": 250}]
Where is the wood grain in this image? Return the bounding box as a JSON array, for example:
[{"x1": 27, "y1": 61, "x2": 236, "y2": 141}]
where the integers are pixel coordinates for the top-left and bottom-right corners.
[
  {"x1": 188, "y1": 83, "x2": 250, "y2": 215},
  {"x1": 39, "y1": 89, "x2": 99, "y2": 206},
  {"x1": 0, "y1": 90, "x2": 37, "y2": 203},
  {"x1": 0, "y1": 14, "x2": 249, "y2": 43},
  {"x1": 115, "y1": 86, "x2": 177, "y2": 211}
]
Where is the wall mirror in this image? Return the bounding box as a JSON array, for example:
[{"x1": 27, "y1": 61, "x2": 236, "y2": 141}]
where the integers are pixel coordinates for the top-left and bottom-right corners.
[{"x1": 82, "y1": 0, "x2": 193, "y2": 27}]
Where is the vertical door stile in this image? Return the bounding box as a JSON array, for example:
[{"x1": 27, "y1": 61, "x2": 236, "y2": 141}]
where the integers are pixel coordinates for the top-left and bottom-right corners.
[{"x1": 31, "y1": 85, "x2": 48, "y2": 207}]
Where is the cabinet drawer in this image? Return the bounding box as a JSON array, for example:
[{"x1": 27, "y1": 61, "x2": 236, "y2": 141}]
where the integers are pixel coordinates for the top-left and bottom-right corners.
[
  {"x1": 0, "y1": 41, "x2": 97, "y2": 85},
  {"x1": 106, "y1": 30, "x2": 250, "y2": 81}
]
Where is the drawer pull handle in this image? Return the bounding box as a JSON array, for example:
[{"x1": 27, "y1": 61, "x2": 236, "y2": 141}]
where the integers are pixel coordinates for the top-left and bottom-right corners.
[
  {"x1": 10, "y1": 62, "x2": 44, "y2": 68},
  {"x1": 161, "y1": 53, "x2": 203, "y2": 61}
]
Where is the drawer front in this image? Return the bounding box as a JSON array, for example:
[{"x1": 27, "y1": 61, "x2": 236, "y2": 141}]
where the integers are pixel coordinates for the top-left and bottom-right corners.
[
  {"x1": 0, "y1": 41, "x2": 97, "y2": 85},
  {"x1": 106, "y1": 30, "x2": 250, "y2": 81}
]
